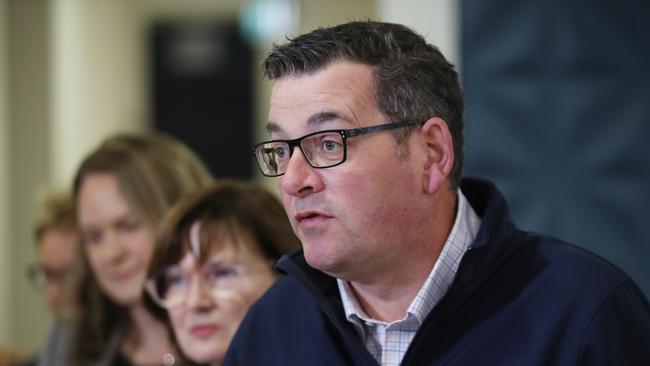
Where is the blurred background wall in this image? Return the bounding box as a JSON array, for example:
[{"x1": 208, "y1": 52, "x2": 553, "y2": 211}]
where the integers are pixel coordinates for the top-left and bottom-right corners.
[
  {"x1": 461, "y1": 0, "x2": 650, "y2": 304},
  {"x1": 0, "y1": 0, "x2": 647, "y2": 357},
  {"x1": 0, "y1": 0, "x2": 10, "y2": 348},
  {"x1": 3, "y1": 0, "x2": 52, "y2": 353}
]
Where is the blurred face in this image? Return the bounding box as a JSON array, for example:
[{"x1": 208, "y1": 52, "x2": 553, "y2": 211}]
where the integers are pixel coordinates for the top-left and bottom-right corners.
[
  {"x1": 37, "y1": 228, "x2": 77, "y2": 317},
  {"x1": 77, "y1": 173, "x2": 156, "y2": 306},
  {"x1": 269, "y1": 61, "x2": 427, "y2": 281},
  {"x1": 166, "y1": 243, "x2": 275, "y2": 365}
]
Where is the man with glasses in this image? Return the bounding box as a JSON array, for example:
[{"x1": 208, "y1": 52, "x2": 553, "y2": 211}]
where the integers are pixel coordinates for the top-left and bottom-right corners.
[
  {"x1": 226, "y1": 21, "x2": 650, "y2": 366},
  {"x1": 17, "y1": 192, "x2": 78, "y2": 366},
  {"x1": 29, "y1": 192, "x2": 78, "y2": 319}
]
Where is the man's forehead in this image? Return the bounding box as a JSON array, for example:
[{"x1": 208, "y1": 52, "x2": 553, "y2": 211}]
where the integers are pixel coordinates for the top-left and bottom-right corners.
[
  {"x1": 266, "y1": 63, "x2": 376, "y2": 137},
  {"x1": 265, "y1": 110, "x2": 353, "y2": 135}
]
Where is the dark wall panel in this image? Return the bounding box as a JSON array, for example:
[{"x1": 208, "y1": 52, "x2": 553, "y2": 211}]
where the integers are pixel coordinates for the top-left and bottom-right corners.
[{"x1": 462, "y1": 0, "x2": 650, "y2": 295}]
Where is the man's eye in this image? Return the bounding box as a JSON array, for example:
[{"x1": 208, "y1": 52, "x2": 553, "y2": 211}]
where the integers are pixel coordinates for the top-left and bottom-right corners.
[
  {"x1": 321, "y1": 139, "x2": 342, "y2": 152},
  {"x1": 320, "y1": 139, "x2": 343, "y2": 153},
  {"x1": 274, "y1": 146, "x2": 288, "y2": 159}
]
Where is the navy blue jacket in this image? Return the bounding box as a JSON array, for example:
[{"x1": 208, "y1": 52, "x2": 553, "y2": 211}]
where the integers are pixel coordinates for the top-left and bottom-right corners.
[{"x1": 225, "y1": 178, "x2": 650, "y2": 365}]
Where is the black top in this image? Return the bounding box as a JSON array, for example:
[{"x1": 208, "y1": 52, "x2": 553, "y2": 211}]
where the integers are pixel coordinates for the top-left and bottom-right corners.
[{"x1": 113, "y1": 353, "x2": 134, "y2": 366}]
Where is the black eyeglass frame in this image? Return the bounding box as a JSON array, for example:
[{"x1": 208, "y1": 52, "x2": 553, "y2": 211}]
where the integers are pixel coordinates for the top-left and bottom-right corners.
[{"x1": 251, "y1": 119, "x2": 425, "y2": 177}]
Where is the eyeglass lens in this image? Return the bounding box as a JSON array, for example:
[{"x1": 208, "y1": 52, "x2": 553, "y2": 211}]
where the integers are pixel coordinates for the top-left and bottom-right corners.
[
  {"x1": 255, "y1": 131, "x2": 345, "y2": 176},
  {"x1": 151, "y1": 262, "x2": 259, "y2": 307},
  {"x1": 27, "y1": 264, "x2": 67, "y2": 290}
]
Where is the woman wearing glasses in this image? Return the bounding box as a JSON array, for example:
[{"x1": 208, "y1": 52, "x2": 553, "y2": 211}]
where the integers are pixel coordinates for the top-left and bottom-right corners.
[
  {"x1": 145, "y1": 180, "x2": 300, "y2": 365},
  {"x1": 40, "y1": 132, "x2": 213, "y2": 366}
]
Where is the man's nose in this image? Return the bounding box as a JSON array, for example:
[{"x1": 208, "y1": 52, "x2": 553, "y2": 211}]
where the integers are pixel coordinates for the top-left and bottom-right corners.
[{"x1": 279, "y1": 147, "x2": 323, "y2": 197}]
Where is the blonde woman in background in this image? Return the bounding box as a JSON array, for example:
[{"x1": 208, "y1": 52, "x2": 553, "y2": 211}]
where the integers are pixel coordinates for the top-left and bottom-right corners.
[
  {"x1": 39, "y1": 132, "x2": 213, "y2": 366},
  {"x1": 145, "y1": 180, "x2": 300, "y2": 365}
]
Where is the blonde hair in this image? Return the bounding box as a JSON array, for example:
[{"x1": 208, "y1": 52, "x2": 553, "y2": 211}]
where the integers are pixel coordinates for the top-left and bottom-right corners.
[
  {"x1": 73, "y1": 132, "x2": 213, "y2": 226},
  {"x1": 34, "y1": 191, "x2": 76, "y2": 244},
  {"x1": 71, "y1": 132, "x2": 213, "y2": 364}
]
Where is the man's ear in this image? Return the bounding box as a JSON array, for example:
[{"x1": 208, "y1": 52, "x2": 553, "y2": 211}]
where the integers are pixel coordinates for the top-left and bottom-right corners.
[{"x1": 421, "y1": 117, "x2": 454, "y2": 194}]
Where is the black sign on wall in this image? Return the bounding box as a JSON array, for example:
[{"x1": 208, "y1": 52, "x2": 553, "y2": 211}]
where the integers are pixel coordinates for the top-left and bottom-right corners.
[{"x1": 150, "y1": 20, "x2": 254, "y2": 180}]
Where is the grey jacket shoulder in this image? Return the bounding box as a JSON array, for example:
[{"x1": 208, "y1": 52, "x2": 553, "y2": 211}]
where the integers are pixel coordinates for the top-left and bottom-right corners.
[{"x1": 36, "y1": 321, "x2": 72, "y2": 366}]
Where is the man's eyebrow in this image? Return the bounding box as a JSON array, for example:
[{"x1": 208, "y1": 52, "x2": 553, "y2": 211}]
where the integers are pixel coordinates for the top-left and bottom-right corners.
[
  {"x1": 265, "y1": 121, "x2": 283, "y2": 134},
  {"x1": 265, "y1": 111, "x2": 349, "y2": 134},
  {"x1": 306, "y1": 111, "x2": 345, "y2": 125}
]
